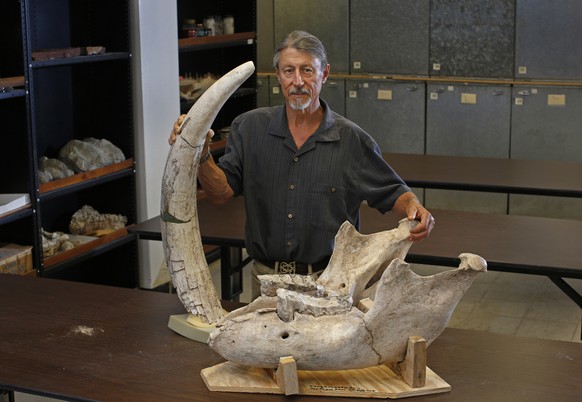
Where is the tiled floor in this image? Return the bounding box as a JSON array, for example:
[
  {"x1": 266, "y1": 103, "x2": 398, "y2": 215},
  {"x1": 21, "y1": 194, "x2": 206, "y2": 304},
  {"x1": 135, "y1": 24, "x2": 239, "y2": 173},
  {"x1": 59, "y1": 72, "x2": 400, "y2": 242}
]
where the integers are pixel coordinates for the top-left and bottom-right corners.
[
  {"x1": 10, "y1": 258, "x2": 582, "y2": 402},
  {"x1": 412, "y1": 264, "x2": 582, "y2": 342}
]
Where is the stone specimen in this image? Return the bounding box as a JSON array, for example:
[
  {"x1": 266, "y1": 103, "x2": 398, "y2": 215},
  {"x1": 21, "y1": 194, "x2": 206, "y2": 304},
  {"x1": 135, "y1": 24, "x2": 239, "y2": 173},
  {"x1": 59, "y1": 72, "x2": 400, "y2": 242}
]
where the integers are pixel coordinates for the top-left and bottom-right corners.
[
  {"x1": 38, "y1": 156, "x2": 75, "y2": 183},
  {"x1": 41, "y1": 229, "x2": 77, "y2": 257},
  {"x1": 180, "y1": 74, "x2": 218, "y2": 102},
  {"x1": 58, "y1": 137, "x2": 125, "y2": 173},
  {"x1": 38, "y1": 138, "x2": 125, "y2": 183},
  {"x1": 69, "y1": 205, "x2": 127, "y2": 235}
]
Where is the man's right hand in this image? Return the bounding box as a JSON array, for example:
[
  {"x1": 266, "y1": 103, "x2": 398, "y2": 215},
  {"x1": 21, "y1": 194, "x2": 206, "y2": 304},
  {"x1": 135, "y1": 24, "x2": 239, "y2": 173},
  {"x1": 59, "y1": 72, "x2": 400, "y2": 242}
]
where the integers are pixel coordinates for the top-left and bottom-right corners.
[
  {"x1": 168, "y1": 114, "x2": 234, "y2": 204},
  {"x1": 168, "y1": 114, "x2": 187, "y2": 145},
  {"x1": 168, "y1": 114, "x2": 214, "y2": 152}
]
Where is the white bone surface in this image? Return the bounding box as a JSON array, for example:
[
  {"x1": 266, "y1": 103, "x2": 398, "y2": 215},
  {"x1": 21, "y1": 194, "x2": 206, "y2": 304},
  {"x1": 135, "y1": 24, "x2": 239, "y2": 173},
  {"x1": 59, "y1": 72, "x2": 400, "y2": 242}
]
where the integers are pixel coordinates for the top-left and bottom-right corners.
[
  {"x1": 209, "y1": 220, "x2": 486, "y2": 370},
  {"x1": 160, "y1": 61, "x2": 255, "y2": 324}
]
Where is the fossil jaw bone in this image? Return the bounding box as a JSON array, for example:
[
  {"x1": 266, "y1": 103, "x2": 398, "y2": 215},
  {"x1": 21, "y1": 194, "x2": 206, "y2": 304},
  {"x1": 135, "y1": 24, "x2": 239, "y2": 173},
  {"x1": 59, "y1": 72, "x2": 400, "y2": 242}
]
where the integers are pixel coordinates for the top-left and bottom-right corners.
[
  {"x1": 160, "y1": 61, "x2": 255, "y2": 324},
  {"x1": 208, "y1": 220, "x2": 487, "y2": 370}
]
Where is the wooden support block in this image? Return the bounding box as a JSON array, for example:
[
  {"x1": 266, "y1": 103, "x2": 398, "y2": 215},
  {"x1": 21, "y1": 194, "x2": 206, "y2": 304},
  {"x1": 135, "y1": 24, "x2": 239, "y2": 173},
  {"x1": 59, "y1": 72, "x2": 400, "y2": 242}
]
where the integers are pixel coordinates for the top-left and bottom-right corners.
[
  {"x1": 201, "y1": 360, "x2": 450, "y2": 398},
  {"x1": 273, "y1": 356, "x2": 299, "y2": 395},
  {"x1": 388, "y1": 336, "x2": 427, "y2": 388},
  {"x1": 167, "y1": 314, "x2": 215, "y2": 344}
]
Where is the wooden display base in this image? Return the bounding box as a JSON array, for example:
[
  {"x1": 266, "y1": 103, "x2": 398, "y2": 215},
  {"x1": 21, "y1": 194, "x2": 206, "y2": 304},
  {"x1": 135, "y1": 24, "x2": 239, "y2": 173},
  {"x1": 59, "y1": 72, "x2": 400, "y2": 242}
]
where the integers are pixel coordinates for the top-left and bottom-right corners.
[
  {"x1": 167, "y1": 314, "x2": 215, "y2": 344},
  {"x1": 201, "y1": 337, "x2": 451, "y2": 399}
]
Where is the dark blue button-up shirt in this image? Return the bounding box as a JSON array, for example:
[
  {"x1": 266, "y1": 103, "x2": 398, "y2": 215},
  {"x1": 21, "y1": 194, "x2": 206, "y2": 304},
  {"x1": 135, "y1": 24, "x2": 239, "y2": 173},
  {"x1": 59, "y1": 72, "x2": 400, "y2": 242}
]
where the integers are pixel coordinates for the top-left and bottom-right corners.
[{"x1": 218, "y1": 100, "x2": 410, "y2": 264}]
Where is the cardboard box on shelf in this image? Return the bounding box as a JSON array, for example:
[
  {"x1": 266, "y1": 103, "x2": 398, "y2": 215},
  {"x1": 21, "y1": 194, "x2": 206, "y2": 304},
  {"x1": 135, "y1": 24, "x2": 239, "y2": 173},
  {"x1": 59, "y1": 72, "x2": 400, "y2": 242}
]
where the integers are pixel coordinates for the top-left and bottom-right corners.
[{"x1": 0, "y1": 243, "x2": 34, "y2": 275}]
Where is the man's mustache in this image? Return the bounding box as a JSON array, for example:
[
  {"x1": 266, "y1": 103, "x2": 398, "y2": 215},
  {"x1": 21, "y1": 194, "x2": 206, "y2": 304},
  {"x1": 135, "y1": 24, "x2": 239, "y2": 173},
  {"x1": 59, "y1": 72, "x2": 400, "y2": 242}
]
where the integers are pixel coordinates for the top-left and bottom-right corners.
[{"x1": 289, "y1": 89, "x2": 310, "y2": 95}]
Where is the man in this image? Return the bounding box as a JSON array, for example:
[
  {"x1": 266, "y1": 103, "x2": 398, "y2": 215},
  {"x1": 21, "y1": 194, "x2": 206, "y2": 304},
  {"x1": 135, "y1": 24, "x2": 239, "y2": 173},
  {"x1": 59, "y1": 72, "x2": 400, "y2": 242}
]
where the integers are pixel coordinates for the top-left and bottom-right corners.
[{"x1": 170, "y1": 30, "x2": 435, "y2": 298}]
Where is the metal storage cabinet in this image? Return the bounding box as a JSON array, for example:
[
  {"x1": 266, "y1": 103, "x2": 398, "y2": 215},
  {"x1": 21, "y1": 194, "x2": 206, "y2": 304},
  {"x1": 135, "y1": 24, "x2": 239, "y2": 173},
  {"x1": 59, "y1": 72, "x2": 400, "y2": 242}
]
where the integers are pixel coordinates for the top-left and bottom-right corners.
[
  {"x1": 273, "y1": 0, "x2": 349, "y2": 73},
  {"x1": 509, "y1": 85, "x2": 582, "y2": 220},
  {"x1": 345, "y1": 79, "x2": 425, "y2": 154},
  {"x1": 511, "y1": 86, "x2": 582, "y2": 163},
  {"x1": 509, "y1": 194, "x2": 582, "y2": 221},
  {"x1": 515, "y1": 0, "x2": 582, "y2": 80},
  {"x1": 430, "y1": 0, "x2": 515, "y2": 79},
  {"x1": 321, "y1": 79, "x2": 346, "y2": 116},
  {"x1": 257, "y1": 0, "x2": 275, "y2": 72},
  {"x1": 425, "y1": 83, "x2": 512, "y2": 212},
  {"x1": 268, "y1": 75, "x2": 346, "y2": 116},
  {"x1": 426, "y1": 189, "x2": 509, "y2": 214},
  {"x1": 256, "y1": 76, "x2": 270, "y2": 108},
  {"x1": 350, "y1": 0, "x2": 429, "y2": 75},
  {"x1": 426, "y1": 83, "x2": 511, "y2": 158},
  {"x1": 267, "y1": 75, "x2": 282, "y2": 106}
]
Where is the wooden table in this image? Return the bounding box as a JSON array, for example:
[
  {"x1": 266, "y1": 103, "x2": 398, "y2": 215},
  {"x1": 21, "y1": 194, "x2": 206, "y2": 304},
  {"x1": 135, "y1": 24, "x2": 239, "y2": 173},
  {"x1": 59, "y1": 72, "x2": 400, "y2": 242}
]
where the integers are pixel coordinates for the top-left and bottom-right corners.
[
  {"x1": 130, "y1": 197, "x2": 582, "y2": 307},
  {"x1": 1, "y1": 274, "x2": 581, "y2": 402},
  {"x1": 133, "y1": 152, "x2": 582, "y2": 298},
  {"x1": 383, "y1": 152, "x2": 582, "y2": 197}
]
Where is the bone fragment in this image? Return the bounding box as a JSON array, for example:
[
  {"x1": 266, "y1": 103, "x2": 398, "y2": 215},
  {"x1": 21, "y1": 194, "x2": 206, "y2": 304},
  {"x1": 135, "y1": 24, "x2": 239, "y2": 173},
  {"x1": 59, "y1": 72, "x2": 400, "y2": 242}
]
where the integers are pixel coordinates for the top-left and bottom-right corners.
[
  {"x1": 259, "y1": 274, "x2": 323, "y2": 297},
  {"x1": 275, "y1": 288, "x2": 352, "y2": 323},
  {"x1": 363, "y1": 254, "x2": 486, "y2": 364},
  {"x1": 69, "y1": 205, "x2": 127, "y2": 235},
  {"x1": 316, "y1": 218, "x2": 417, "y2": 304}
]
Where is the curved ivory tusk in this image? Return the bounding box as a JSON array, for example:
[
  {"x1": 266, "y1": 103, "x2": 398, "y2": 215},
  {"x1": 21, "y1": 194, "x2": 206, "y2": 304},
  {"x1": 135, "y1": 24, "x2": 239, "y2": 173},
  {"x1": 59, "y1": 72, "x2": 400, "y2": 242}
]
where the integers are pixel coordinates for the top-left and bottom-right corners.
[{"x1": 160, "y1": 61, "x2": 255, "y2": 324}]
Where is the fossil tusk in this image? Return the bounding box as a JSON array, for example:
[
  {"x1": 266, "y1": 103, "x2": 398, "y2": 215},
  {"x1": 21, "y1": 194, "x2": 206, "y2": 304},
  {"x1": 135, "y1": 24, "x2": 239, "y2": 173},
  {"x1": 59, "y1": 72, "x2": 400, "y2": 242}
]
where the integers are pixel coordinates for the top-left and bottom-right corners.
[{"x1": 160, "y1": 61, "x2": 255, "y2": 325}]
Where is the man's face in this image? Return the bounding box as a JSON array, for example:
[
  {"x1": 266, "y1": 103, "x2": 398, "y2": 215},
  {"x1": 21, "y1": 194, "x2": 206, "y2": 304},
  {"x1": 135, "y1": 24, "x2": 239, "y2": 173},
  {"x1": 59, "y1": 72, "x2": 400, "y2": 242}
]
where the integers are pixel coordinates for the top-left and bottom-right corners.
[{"x1": 276, "y1": 48, "x2": 330, "y2": 111}]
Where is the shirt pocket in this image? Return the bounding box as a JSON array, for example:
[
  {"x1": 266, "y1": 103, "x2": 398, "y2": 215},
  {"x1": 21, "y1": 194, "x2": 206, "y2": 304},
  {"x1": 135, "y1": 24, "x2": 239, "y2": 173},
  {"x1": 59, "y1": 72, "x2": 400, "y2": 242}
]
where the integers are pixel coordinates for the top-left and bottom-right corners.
[{"x1": 308, "y1": 183, "x2": 352, "y2": 234}]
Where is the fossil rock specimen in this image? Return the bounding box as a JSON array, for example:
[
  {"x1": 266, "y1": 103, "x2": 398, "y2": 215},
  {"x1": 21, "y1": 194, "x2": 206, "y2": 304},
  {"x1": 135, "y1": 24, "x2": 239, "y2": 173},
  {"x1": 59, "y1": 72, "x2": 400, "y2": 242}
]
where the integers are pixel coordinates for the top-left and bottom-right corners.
[
  {"x1": 41, "y1": 229, "x2": 74, "y2": 257},
  {"x1": 38, "y1": 156, "x2": 75, "y2": 183},
  {"x1": 180, "y1": 73, "x2": 218, "y2": 102},
  {"x1": 58, "y1": 137, "x2": 125, "y2": 173},
  {"x1": 39, "y1": 138, "x2": 125, "y2": 183},
  {"x1": 69, "y1": 205, "x2": 127, "y2": 235}
]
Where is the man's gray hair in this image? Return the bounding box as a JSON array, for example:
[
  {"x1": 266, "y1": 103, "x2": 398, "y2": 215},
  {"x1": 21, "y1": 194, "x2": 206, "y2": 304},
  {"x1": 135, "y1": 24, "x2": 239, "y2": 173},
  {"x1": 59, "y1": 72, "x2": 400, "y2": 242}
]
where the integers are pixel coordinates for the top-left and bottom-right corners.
[{"x1": 272, "y1": 30, "x2": 328, "y2": 70}]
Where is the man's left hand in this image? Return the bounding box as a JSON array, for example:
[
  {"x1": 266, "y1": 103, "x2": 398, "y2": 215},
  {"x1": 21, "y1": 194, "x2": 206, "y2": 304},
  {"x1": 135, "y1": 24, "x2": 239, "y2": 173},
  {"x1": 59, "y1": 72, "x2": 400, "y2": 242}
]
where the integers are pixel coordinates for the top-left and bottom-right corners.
[{"x1": 405, "y1": 202, "x2": 435, "y2": 241}]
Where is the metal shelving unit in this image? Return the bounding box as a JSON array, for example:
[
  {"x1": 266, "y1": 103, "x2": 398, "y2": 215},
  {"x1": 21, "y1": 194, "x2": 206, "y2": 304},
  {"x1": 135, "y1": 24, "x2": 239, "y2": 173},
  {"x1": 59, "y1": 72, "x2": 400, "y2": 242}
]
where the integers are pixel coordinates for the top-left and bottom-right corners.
[{"x1": 0, "y1": 0, "x2": 138, "y2": 287}]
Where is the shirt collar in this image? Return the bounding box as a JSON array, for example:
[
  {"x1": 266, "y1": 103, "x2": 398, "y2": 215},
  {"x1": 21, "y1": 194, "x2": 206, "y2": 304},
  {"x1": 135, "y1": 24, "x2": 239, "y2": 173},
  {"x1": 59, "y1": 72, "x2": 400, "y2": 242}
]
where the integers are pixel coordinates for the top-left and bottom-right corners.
[{"x1": 267, "y1": 98, "x2": 339, "y2": 143}]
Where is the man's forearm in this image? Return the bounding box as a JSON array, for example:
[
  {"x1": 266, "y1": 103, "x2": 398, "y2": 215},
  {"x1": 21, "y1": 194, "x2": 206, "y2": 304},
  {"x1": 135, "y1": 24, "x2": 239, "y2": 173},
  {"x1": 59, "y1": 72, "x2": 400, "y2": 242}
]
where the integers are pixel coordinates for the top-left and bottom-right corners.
[{"x1": 198, "y1": 156, "x2": 234, "y2": 204}]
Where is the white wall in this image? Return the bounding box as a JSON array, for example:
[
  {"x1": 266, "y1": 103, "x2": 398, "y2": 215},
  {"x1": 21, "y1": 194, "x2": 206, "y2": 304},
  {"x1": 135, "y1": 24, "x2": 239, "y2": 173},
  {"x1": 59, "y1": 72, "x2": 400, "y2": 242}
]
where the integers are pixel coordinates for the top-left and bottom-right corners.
[{"x1": 131, "y1": 0, "x2": 180, "y2": 288}]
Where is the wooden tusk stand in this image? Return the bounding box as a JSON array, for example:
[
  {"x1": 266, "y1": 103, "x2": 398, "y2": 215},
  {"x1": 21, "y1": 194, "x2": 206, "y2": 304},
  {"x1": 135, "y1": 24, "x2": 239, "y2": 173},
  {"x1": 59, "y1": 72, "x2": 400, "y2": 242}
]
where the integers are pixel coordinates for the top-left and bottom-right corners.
[{"x1": 201, "y1": 336, "x2": 451, "y2": 399}]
